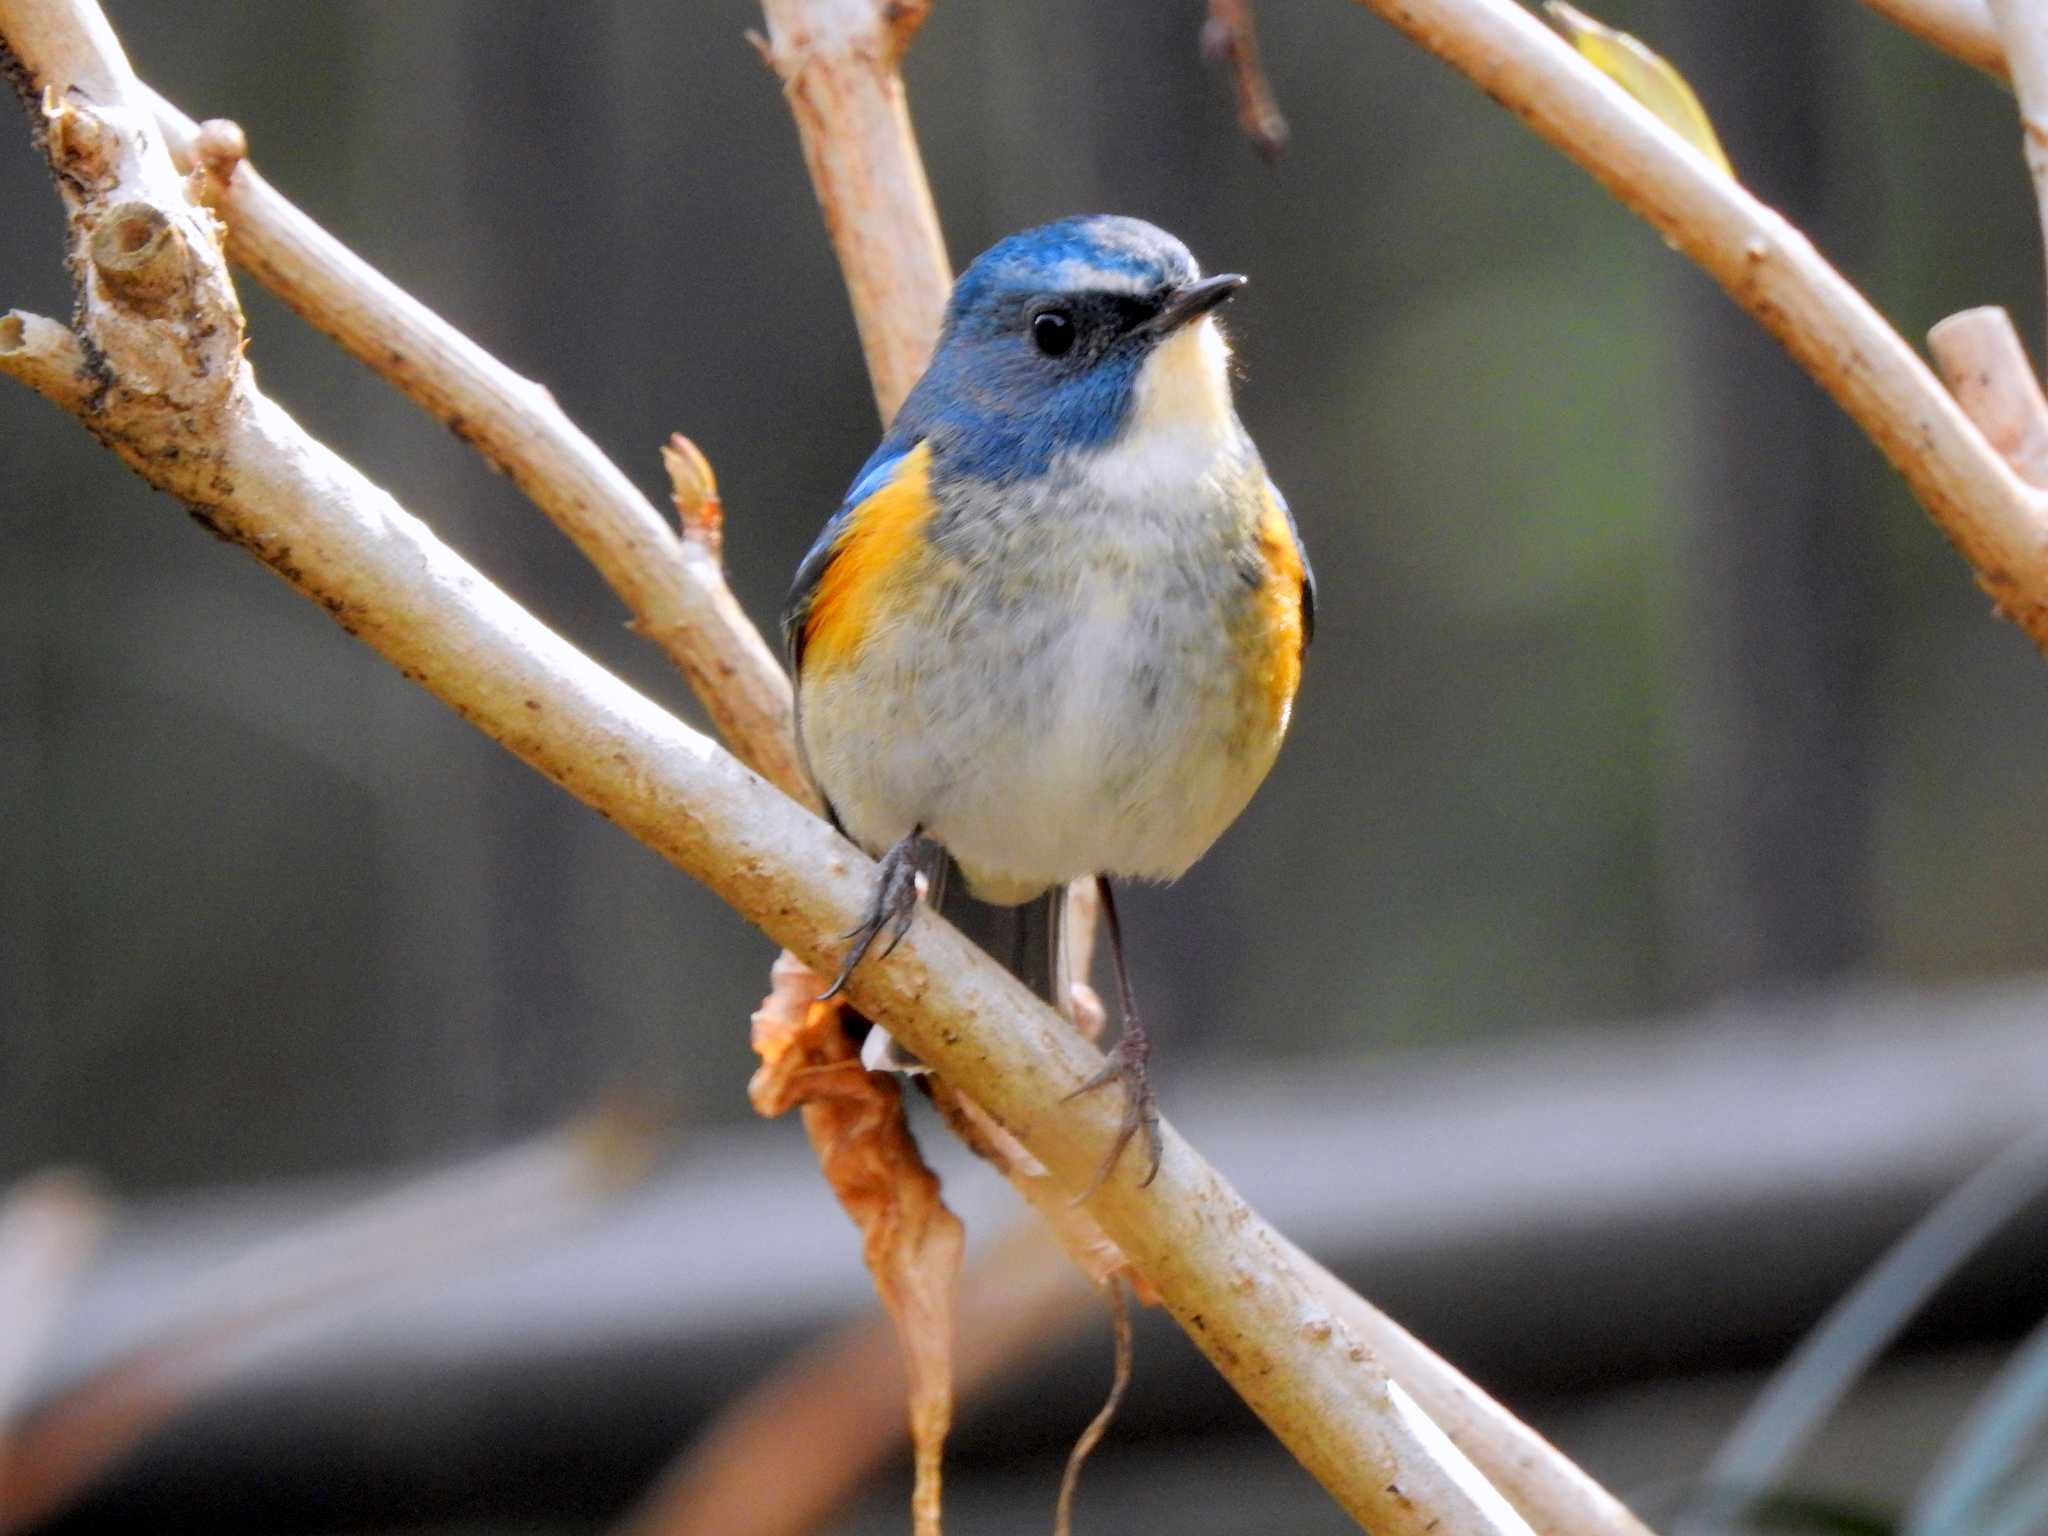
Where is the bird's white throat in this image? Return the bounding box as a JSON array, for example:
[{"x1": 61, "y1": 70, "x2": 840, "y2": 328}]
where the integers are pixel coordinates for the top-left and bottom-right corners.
[{"x1": 1079, "y1": 316, "x2": 1240, "y2": 499}]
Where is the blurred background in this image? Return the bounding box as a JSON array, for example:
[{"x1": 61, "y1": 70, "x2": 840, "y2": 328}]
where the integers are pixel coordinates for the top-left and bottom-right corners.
[{"x1": 5, "y1": 1, "x2": 2048, "y2": 1531}]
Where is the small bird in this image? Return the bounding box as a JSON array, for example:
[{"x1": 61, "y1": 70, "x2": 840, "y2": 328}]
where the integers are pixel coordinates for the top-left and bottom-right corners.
[{"x1": 785, "y1": 215, "x2": 1313, "y2": 1186}]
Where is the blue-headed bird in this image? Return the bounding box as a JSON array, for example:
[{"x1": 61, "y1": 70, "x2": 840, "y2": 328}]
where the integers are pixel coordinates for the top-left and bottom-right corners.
[{"x1": 784, "y1": 215, "x2": 1313, "y2": 1187}]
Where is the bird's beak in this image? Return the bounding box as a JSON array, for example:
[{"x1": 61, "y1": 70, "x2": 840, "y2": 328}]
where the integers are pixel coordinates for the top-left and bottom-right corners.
[{"x1": 1139, "y1": 273, "x2": 1247, "y2": 337}]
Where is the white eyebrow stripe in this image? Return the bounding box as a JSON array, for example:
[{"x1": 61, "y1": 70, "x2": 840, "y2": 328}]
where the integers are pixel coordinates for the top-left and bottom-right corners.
[{"x1": 1040, "y1": 258, "x2": 1170, "y2": 296}]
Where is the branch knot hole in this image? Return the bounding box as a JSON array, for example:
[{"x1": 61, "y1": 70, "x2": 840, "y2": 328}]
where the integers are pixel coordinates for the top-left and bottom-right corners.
[{"x1": 89, "y1": 202, "x2": 186, "y2": 310}]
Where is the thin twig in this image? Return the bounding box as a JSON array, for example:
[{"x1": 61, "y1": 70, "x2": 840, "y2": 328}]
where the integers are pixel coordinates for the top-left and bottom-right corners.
[
  {"x1": 1856, "y1": 0, "x2": 2010, "y2": 79},
  {"x1": 1349, "y1": 0, "x2": 2048, "y2": 648},
  {"x1": 139, "y1": 88, "x2": 811, "y2": 806},
  {"x1": 1990, "y1": 0, "x2": 2048, "y2": 350},
  {"x1": 1053, "y1": 1278, "x2": 1133, "y2": 1536},
  {"x1": 1931, "y1": 308, "x2": 2048, "y2": 486},
  {"x1": 752, "y1": 0, "x2": 951, "y2": 423},
  {"x1": 740, "y1": 9, "x2": 1124, "y2": 1529},
  {"x1": 0, "y1": 311, "x2": 93, "y2": 410},
  {"x1": 1203, "y1": 0, "x2": 1290, "y2": 159}
]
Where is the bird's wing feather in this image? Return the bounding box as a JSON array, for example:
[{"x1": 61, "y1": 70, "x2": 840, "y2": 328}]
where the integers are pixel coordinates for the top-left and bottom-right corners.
[{"x1": 783, "y1": 440, "x2": 931, "y2": 676}]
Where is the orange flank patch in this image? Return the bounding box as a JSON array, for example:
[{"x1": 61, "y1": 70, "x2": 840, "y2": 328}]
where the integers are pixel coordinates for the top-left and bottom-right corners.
[
  {"x1": 802, "y1": 442, "x2": 937, "y2": 671},
  {"x1": 1252, "y1": 484, "x2": 1307, "y2": 731}
]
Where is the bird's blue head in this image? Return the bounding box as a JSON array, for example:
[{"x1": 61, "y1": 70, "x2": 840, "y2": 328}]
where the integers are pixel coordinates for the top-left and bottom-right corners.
[{"x1": 890, "y1": 215, "x2": 1248, "y2": 486}]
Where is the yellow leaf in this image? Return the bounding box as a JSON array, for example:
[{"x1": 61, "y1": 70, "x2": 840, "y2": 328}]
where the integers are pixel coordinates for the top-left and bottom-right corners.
[{"x1": 1543, "y1": 1, "x2": 1735, "y2": 178}]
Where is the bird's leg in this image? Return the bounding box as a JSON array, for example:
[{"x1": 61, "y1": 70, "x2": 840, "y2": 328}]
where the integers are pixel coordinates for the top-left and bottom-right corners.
[
  {"x1": 1064, "y1": 876, "x2": 1163, "y2": 1191},
  {"x1": 820, "y1": 827, "x2": 929, "y2": 1001}
]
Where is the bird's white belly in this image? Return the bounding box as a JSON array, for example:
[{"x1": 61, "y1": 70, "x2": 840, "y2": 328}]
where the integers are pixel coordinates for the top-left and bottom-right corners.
[{"x1": 801, "y1": 551, "x2": 1272, "y2": 906}]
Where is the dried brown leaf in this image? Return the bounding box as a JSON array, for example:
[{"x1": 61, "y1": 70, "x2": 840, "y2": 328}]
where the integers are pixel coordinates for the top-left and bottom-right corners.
[{"x1": 749, "y1": 951, "x2": 963, "y2": 1536}]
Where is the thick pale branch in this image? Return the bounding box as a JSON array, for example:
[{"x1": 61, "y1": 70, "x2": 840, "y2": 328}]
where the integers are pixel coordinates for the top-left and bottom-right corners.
[
  {"x1": 1859, "y1": 0, "x2": 2010, "y2": 79},
  {"x1": 754, "y1": 0, "x2": 951, "y2": 423},
  {"x1": 1352, "y1": 0, "x2": 2048, "y2": 645},
  {"x1": 139, "y1": 88, "x2": 812, "y2": 807}
]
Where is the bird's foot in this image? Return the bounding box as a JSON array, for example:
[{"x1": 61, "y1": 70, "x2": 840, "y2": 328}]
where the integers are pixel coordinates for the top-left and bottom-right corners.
[
  {"x1": 1065, "y1": 1026, "x2": 1163, "y2": 1197},
  {"x1": 820, "y1": 829, "x2": 926, "y2": 1001}
]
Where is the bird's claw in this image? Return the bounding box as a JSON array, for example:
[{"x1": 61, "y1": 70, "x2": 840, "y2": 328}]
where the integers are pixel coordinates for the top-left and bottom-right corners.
[
  {"x1": 1065, "y1": 1034, "x2": 1163, "y2": 1198},
  {"x1": 820, "y1": 832, "x2": 924, "y2": 1001}
]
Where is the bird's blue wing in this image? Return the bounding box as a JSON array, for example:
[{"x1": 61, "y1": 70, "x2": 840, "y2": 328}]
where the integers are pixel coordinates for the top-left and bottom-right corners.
[{"x1": 783, "y1": 440, "x2": 922, "y2": 675}]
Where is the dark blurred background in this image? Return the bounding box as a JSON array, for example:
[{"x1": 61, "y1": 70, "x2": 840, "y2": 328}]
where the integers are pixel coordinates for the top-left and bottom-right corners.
[{"x1": 5, "y1": 2, "x2": 2048, "y2": 1532}]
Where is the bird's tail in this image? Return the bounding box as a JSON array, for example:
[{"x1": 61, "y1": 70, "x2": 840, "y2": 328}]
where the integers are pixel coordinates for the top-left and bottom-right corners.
[
  {"x1": 858, "y1": 852, "x2": 1067, "y2": 1073},
  {"x1": 943, "y1": 855, "x2": 1065, "y2": 1006}
]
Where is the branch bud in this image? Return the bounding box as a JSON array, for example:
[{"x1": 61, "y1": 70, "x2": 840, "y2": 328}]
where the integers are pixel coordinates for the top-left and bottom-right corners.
[
  {"x1": 194, "y1": 117, "x2": 248, "y2": 183},
  {"x1": 40, "y1": 86, "x2": 120, "y2": 190}
]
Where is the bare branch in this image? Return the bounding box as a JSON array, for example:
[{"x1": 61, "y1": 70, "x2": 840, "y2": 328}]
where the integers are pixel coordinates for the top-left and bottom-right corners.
[
  {"x1": 1203, "y1": 0, "x2": 1291, "y2": 159},
  {"x1": 139, "y1": 88, "x2": 812, "y2": 806},
  {"x1": 1350, "y1": 0, "x2": 2048, "y2": 647},
  {"x1": 752, "y1": 0, "x2": 951, "y2": 423},
  {"x1": 0, "y1": 309, "x2": 93, "y2": 410},
  {"x1": 1858, "y1": 0, "x2": 2009, "y2": 79},
  {"x1": 1931, "y1": 307, "x2": 2048, "y2": 486},
  {"x1": 1991, "y1": 0, "x2": 2048, "y2": 342},
  {"x1": 9, "y1": 386, "x2": 1533, "y2": 1536}
]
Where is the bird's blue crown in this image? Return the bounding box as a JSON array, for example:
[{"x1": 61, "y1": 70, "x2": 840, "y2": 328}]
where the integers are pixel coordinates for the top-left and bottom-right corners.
[
  {"x1": 946, "y1": 216, "x2": 1199, "y2": 320},
  {"x1": 875, "y1": 216, "x2": 1206, "y2": 487}
]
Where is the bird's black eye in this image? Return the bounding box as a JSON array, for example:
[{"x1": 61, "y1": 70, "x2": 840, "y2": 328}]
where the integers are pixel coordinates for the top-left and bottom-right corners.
[{"x1": 1031, "y1": 307, "x2": 1076, "y2": 357}]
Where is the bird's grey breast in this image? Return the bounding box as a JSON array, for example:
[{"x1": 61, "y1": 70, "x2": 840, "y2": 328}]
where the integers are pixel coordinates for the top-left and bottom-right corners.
[{"x1": 926, "y1": 449, "x2": 1259, "y2": 702}]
